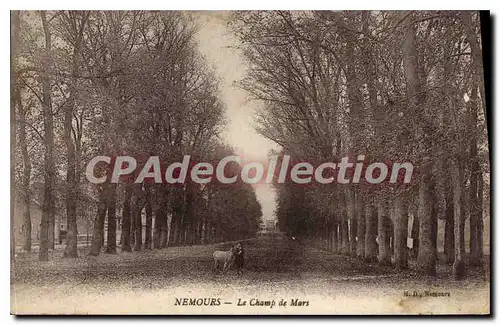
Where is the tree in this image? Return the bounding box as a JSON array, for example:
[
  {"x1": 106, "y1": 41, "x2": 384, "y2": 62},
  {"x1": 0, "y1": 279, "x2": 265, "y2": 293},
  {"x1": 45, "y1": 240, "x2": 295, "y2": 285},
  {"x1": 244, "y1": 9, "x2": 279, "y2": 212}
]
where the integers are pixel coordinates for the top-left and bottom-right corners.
[
  {"x1": 39, "y1": 11, "x2": 56, "y2": 261},
  {"x1": 57, "y1": 10, "x2": 90, "y2": 258},
  {"x1": 11, "y1": 10, "x2": 21, "y2": 261},
  {"x1": 231, "y1": 10, "x2": 489, "y2": 279}
]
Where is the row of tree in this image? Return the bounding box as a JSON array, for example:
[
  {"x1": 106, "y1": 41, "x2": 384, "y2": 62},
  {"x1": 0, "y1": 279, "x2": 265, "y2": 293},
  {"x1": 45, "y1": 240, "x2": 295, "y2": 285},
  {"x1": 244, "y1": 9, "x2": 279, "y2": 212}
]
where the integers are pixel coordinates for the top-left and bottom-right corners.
[
  {"x1": 11, "y1": 11, "x2": 262, "y2": 261},
  {"x1": 232, "y1": 10, "x2": 489, "y2": 279}
]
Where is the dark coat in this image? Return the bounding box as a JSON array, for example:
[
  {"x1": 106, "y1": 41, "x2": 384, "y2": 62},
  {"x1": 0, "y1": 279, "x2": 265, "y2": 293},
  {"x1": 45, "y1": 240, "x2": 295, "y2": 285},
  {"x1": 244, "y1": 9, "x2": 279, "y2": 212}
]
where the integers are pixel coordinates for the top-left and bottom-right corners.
[{"x1": 234, "y1": 248, "x2": 245, "y2": 269}]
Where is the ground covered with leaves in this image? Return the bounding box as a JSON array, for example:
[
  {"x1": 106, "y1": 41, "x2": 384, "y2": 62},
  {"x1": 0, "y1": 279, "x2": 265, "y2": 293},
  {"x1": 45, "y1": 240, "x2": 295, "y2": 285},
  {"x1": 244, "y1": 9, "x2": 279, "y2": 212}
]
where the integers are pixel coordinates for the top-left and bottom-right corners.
[{"x1": 11, "y1": 238, "x2": 490, "y2": 315}]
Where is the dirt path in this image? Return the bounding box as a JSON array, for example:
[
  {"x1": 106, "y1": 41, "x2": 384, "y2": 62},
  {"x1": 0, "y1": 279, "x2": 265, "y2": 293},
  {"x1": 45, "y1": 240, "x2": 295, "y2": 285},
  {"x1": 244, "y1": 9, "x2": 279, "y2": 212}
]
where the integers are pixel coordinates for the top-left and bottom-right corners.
[{"x1": 11, "y1": 238, "x2": 490, "y2": 315}]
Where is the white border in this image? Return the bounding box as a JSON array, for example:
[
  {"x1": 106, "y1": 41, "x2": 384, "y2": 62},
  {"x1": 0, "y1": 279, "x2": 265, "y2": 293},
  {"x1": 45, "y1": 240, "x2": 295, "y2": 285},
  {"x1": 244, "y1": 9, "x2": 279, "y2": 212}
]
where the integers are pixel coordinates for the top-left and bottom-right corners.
[{"x1": 1, "y1": 2, "x2": 498, "y2": 325}]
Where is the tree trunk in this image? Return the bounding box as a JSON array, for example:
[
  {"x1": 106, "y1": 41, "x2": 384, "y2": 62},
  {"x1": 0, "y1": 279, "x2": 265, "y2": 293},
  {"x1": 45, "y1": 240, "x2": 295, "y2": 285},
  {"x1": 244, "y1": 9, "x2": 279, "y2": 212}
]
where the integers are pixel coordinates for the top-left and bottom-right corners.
[
  {"x1": 402, "y1": 11, "x2": 436, "y2": 276},
  {"x1": 183, "y1": 222, "x2": 189, "y2": 245},
  {"x1": 194, "y1": 221, "x2": 199, "y2": 245},
  {"x1": 153, "y1": 186, "x2": 164, "y2": 249},
  {"x1": 130, "y1": 205, "x2": 135, "y2": 247},
  {"x1": 439, "y1": 19, "x2": 455, "y2": 266},
  {"x1": 121, "y1": 185, "x2": 132, "y2": 252},
  {"x1": 356, "y1": 195, "x2": 365, "y2": 259},
  {"x1": 170, "y1": 210, "x2": 181, "y2": 246},
  {"x1": 389, "y1": 218, "x2": 394, "y2": 258},
  {"x1": 203, "y1": 220, "x2": 209, "y2": 244},
  {"x1": 200, "y1": 220, "x2": 204, "y2": 244},
  {"x1": 89, "y1": 185, "x2": 107, "y2": 256},
  {"x1": 197, "y1": 219, "x2": 203, "y2": 245},
  {"x1": 185, "y1": 221, "x2": 192, "y2": 246},
  {"x1": 338, "y1": 218, "x2": 342, "y2": 251},
  {"x1": 378, "y1": 200, "x2": 391, "y2": 265},
  {"x1": 63, "y1": 13, "x2": 87, "y2": 258},
  {"x1": 170, "y1": 213, "x2": 177, "y2": 246},
  {"x1": 11, "y1": 10, "x2": 21, "y2": 263},
  {"x1": 155, "y1": 198, "x2": 169, "y2": 249},
  {"x1": 478, "y1": 172, "x2": 484, "y2": 263},
  {"x1": 452, "y1": 158, "x2": 466, "y2": 280},
  {"x1": 341, "y1": 214, "x2": 350, "y2": 255},
  {"x1": 73, "y1": 121, "x2": 83, "y2": 247},
  {"x1": 132, "y1": 184, "x2": 143, "y2": 251},
  {"x1": 153, "y1": 207, "x2": 163, "y2": 249},
  {"x1": 160, "y1": 210, "x2": 169, "y2": 248},
  {"x1": 134, "y1": 207, "x2": 143, "y2": 251},
  {"x1": 444, "y1": 187, "x2": 455, "y2": 264},
  {"x1": 202, "y1": 221, "x2": 208, "y2": 244},
  {"x1": 417, "y1": 179, "x2": 436, "y2": 276},
  {"x1": 191, "y1": 221, "x2": 196, "y2": 245},
  {"x1": 324, "y1": 227, "x2": 328, "y2": 250},
  {"x1": 100, "y1": 223, "x2": 105, "y2": 248},
  {"x1": 182, "y1": 216, "x2": 188, "y2": 245},
  {"x1": 349, "y1": 195, "x2": 357, "y2": 257},
  {"x1": 430, "y1": 191, "x2": 438, "y2": 262},
  {"x1": 144, "y1": 186, "x2": 153, "y2": 250},
  {"x1": 410, "y1": 211, "x2": 420, "y2": 258},
  {"x1": 16, "y1": 75, "x2": 32, "y2": 252},
  {"x1": 364, "y1": 200, "x2": 377, "y2": 262},
  {"x1": 394, "y1": 196, "x2": 408, "y2": 270},
  {"x1": 410, "y1": 209, "x2": 419, "y2": 259},
  {"x1": 48, "y1": 214, "x2": 55, "y2": 249},
  {"x1": 468, "y1": 86, "x2": 481, "y2": 266},
  {"x1": 105, "y1": 183, "x2": 117, "y2": 254},
  {"x1": 64, "y1": 133, "x2": 78, "y2": 258},
  {"x1": 179, "y1": 214, "x2": 187, "y2": 246},
  {"x1": 39, "y1": 11, "x2": 55, "y2": 261},
  {"x1": 331, "y1": 222, "x2": 338, "y2": 253}
]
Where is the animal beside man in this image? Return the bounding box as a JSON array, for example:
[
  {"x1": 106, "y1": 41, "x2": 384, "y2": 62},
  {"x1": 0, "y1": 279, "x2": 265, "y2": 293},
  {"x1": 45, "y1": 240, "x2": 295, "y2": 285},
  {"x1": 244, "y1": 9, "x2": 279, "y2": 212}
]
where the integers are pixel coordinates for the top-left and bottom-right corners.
[
  {"x1": 213, "y1": 243, "x2": 245, "y2": 275},
  {"x1": 213, "y1": 246, "x2": 238, "y2": 274}
]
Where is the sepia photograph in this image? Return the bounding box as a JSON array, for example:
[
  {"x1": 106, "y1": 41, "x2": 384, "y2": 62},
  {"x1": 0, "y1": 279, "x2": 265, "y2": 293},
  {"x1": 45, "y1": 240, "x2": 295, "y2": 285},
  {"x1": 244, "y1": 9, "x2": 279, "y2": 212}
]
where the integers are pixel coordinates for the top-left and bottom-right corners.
[{"x1": 9, "y1": 9, "x2": 491, "y2": 315}]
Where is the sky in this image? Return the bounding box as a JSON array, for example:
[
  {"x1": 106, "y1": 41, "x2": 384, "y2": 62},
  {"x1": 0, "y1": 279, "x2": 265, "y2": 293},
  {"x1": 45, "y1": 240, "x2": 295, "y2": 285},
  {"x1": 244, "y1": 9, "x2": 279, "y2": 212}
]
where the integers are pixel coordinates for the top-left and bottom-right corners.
[{"x1": 194, "y1": 12, "x2": 280, "y2": 222}]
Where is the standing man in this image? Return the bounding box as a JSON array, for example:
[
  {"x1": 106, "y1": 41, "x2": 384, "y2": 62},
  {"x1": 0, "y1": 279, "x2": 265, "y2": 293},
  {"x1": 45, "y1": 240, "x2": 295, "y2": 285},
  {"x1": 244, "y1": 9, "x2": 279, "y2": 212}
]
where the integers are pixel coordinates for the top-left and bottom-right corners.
[{"x1": 233, "y1": 242, "x2": 245, "y2": 275}]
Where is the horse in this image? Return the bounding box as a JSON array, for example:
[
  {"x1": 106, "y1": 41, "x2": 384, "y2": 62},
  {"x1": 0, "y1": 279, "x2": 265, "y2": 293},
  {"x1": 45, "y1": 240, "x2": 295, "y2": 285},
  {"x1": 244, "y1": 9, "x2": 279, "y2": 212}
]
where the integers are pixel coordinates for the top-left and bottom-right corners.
[{"x1": 213, "y1": 246, "x2": 239, "y2": 274}]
